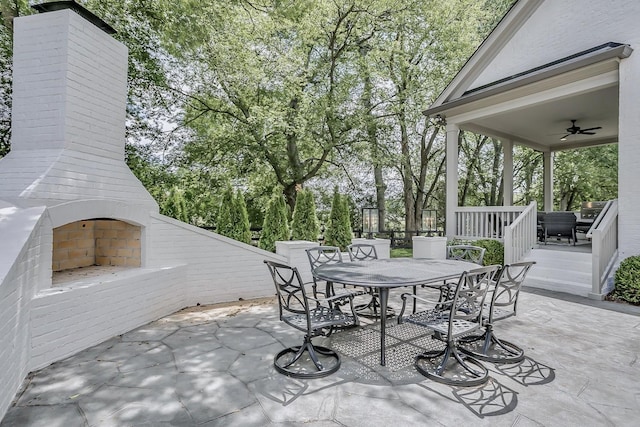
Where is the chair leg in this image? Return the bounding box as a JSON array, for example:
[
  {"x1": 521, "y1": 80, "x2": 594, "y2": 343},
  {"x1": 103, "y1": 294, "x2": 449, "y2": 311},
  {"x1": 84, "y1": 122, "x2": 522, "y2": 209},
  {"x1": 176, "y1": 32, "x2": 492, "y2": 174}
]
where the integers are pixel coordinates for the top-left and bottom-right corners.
[
  {"x1": 459, "y1": 325, "x2": 525, "y2": 364},
  {"x1": 274, "y1": 335, "x2": 341, "y2": 379},
  {"x1": 412, "y1": 285, "x2": 417, "y2": 314},
  {"x1": 355, "y1": 290, "x2": 395, "y2": 318},
  {"x1": 415, "y1": 341, "x2": 489, "y2": 387}
]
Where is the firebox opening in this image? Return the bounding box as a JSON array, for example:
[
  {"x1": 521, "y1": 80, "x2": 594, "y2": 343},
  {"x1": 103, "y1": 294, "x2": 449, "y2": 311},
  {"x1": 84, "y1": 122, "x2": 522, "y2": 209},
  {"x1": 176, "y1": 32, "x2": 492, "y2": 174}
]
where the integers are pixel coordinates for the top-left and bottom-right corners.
[{"x1": 52, "y1": 219, "x2": 141, "y2": 285}]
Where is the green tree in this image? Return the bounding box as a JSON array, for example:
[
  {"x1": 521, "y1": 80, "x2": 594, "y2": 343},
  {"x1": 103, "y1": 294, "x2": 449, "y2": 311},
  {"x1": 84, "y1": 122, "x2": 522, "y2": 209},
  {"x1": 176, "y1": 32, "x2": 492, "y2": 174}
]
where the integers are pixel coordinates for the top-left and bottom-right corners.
[
  {"x1": 216, "y1": 186, "x2": 235, "y2": 238},
  {"x1": 235, "y1": 189, "x2": 252, "y2": 244},
  {"x1": 459, "y1": 132, "x2": 504, "y2": 206},
  {"x1": 161, "y1": 186, "x2": 189, "y2": 222},
  {"x1": 325, "y1": 189, "x2": 352, "y2": 250},
  {"x1": 0, "y1": 0, "x2": 32, "y2": 158},
  {"x1": 291, "y1": 188, "x2": 320, "y2": 242},
  {"x1": 554, "y1": 145, "x2": 618, "y2": 211},
  {"x1": 259, "y1": 190, "x2": 290, "y2": 252}
]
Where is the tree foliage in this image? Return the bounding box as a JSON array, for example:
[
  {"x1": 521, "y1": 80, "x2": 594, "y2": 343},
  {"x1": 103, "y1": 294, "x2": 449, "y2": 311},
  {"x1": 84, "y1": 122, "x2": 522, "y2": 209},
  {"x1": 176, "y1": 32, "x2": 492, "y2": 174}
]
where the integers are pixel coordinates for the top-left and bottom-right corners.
[
  {"x1": 291, "y1": 188, "x2": 320, "y2": 242},
  {"x1": 2, "y1": 0, "x2": 619, "y2": 237},
  {"x1": 553, "y1": 145, "x2": 617, "y2": 211},
  {"x1": 259, "y1": 190, "x2": 290, "y2": 252},
  {"x1": 0, "y1": 0, "x2": 32, "y2": 157},
  {"x1": 234, "y1": 189, "x2": 252, "y2": 244}
]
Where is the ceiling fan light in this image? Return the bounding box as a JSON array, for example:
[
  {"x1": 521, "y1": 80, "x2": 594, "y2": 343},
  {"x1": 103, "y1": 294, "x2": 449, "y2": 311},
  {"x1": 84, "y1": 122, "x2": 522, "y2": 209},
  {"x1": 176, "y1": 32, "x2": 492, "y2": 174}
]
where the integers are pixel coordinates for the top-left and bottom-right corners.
[{"x1": 560, "y1": 136, "x2": 567, "y2": 141}]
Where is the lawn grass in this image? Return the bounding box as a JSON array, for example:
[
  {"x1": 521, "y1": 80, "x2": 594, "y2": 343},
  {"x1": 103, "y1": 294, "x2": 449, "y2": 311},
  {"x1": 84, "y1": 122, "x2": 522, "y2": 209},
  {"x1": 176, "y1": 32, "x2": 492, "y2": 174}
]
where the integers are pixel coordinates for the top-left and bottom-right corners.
[{"x1": 390, "y1": 248, "x2": 413, "y2": 258}]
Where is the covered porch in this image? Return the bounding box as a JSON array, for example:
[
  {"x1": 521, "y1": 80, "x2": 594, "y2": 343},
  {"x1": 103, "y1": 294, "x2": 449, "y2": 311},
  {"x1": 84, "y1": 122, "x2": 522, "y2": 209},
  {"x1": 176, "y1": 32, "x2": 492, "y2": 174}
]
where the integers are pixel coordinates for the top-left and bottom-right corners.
[{"x1": 424, "y1": 31, "x2": 627, "y2": 299}]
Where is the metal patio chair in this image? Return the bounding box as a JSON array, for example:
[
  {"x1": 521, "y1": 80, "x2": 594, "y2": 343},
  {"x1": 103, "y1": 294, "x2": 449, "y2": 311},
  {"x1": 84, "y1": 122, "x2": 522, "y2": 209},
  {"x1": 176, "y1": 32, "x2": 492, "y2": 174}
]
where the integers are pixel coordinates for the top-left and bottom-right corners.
[
  {"x1": 265, "y1": 260, "x2": 359, "y2": 378},
  {"x1": 412, "y1": 244, "x2": 487, "y2": 314},
  {"x1": 447, "y1": 245, "x2": 487, "y2": 265},
  {"x1": 436, "y1": 244, "x2": 487, "y2": 304},
  {"x1": 398, "y1": 264, "x2": 501, "y2": 386},
  {"x1": 347, "y1": 243, "x2": 394, "y2": 318},
  {"x1": 306, "y1": 246, "x2": 365, "y2": 301},
  {"x1": 459, "y1": 261, "x2": 536, "y2": 364}
]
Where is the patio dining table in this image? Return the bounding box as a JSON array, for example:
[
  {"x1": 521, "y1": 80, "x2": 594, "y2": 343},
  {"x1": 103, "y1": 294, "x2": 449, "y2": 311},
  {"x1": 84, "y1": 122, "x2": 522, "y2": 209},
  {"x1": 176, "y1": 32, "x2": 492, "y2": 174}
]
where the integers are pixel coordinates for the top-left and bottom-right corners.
[{"x1": 313, "y1": 257, "x2": 478, "y2": 366}]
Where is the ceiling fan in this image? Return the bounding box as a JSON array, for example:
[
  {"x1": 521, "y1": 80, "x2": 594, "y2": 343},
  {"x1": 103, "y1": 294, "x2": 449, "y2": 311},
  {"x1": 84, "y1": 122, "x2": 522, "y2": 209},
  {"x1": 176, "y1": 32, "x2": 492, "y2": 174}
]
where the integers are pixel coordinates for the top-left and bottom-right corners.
[{"x1": 560, "y1": 120, "x2": 602, "y2": 141}]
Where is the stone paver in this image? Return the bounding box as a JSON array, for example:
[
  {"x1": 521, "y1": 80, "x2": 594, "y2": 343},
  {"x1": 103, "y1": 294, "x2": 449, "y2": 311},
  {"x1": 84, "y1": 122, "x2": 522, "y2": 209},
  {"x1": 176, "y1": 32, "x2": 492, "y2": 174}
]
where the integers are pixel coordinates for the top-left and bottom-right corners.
[{"x1": 2, "y1": 292, "x2": 640, "y2": 426}]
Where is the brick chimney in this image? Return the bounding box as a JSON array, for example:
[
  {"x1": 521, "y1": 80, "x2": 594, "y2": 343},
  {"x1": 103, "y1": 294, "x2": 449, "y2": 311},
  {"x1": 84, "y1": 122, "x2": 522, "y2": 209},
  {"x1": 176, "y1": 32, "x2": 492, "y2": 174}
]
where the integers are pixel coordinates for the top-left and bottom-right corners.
[{"x1": 0, "y1": 1, "x2": 157, "y2": 211}]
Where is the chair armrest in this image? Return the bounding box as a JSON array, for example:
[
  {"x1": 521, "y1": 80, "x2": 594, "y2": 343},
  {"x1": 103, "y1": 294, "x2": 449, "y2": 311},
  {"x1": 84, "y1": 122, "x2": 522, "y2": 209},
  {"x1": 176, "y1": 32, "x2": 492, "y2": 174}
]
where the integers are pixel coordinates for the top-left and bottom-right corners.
[
  {"x1": 400, "y1": 292, "x2": 440, "y2": 305},
  {"x1": 398, "y1": 292, "x2": 453, "y2": 323},
  {"x1": 307, "y1": 292, "x2": 355, "y2": 305}
]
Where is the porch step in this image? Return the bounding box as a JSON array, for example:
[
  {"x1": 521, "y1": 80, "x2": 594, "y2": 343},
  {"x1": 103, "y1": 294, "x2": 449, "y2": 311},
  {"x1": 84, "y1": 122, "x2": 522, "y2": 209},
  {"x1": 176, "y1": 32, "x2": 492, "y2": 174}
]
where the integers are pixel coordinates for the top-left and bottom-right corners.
[{"x1": 522, "y1": 249, "x2": 592, "y2": 297}]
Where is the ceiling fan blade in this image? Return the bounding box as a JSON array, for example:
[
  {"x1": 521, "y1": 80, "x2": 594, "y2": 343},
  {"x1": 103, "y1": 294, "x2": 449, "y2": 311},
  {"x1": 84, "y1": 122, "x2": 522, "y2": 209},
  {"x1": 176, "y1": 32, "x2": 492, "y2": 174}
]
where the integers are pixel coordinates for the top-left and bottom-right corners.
[
  {"x1": 560, "y1": 134, "x2": 570, "y2": 140},
  {"x1": 579, "y1": 126, "x2": 602, "y2": 132},
  {"x1": 580, "y1": 131, "x2": 596, "y2": 135}
]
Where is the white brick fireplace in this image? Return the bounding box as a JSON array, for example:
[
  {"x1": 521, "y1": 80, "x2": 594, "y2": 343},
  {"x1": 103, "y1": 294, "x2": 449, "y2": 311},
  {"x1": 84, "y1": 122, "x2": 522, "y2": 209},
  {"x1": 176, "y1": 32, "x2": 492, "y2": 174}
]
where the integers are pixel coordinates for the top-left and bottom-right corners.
[{"x1": 0, "y1": 3, "x2": 283, "y2": 420}]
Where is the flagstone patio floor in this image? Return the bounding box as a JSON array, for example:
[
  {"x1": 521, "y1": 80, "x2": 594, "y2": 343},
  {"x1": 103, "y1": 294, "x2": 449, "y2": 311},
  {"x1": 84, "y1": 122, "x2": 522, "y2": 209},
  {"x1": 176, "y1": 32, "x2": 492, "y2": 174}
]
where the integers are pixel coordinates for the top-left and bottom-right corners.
[{"x1": 2, "y1": 287, "x2": 640, "y2": 426}]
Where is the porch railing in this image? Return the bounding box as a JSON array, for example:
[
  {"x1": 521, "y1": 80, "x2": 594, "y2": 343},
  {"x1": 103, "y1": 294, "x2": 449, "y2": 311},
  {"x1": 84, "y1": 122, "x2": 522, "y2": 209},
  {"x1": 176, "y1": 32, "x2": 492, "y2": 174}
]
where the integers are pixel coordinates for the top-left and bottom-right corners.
[
  {"x1": 503, "y1": 202, "x2": 537, "y2": 264},
  {"x1": 454, "y1": 205, "x2": 529, "y2": 240},
  {"x1": 589, "y1": 199, "x2": 618, "y2": 298}
]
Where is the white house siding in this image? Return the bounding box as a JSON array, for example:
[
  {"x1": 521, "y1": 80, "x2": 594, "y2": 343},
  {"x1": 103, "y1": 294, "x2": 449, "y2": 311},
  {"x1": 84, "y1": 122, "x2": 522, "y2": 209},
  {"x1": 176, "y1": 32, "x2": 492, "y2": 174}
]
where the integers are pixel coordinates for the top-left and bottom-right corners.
[
  {"x1": 470, "y1": 0, "x2": 640, "y2": 90},
  {"x1": 0, "y1": 204, "x2": 50, "y2": 420},
  {"x1": 147, "y1": 213, "x2": 285, "y2": 305}
]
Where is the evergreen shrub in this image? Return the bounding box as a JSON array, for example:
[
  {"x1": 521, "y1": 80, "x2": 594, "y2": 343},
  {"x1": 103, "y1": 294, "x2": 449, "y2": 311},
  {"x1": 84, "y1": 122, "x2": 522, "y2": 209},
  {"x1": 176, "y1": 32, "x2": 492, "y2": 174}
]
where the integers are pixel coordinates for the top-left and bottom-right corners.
[
  {"x1": 612, "y1": 256, "x2": 640, "y2": 304},
  {"x1": 235, "y1": 190, "x2": 252, "y2": 244},
  {"x1": 216, "y1": 186, "x2": 235, "y2": 238},
  {"x1": 448, "y1": 238, "x2": 504, "y2": 266},
  {"x1": 259, "y1": 190, "x2": 290, "y2": 252},
  {"x1": 290, "y1": 188, "x2": 320, "y2": 242},
  {"x1": 325, "y1": 189, "x2": 352, "y2": 250},
  {"x1": 473, "y1": 239, "x2": 504, "y2": 266},
  {"x1": 216, "y1": 186, "x2": 252, "y2": 244},
  {"x1": 161, "y1": 186, "x2": 189, "y2": 223}
]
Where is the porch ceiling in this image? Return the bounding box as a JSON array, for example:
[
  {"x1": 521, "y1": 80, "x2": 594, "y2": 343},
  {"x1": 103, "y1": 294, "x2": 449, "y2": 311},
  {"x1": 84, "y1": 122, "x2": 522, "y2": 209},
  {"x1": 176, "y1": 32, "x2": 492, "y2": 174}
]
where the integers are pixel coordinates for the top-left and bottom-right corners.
[{"x1": 462, "y1": 84, "x2": 619, "y2": 152}]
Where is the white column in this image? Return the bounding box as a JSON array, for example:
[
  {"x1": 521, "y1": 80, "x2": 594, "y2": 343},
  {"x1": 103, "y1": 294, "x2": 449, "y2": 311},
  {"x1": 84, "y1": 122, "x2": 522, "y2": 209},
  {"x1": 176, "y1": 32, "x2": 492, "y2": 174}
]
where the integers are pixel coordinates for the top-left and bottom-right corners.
[
  {"x1": 503, "y1": 139, "x2": 514, "y2": 206},
  {"x1": 543, "y1": 151, "x2": 554, "y2": 211},
  {"x1": 445, "y1": 123, "x2": 460, "y2": 237},
  {"x1": 618, "y1": 48, "x2": 640, "y2": 259}
]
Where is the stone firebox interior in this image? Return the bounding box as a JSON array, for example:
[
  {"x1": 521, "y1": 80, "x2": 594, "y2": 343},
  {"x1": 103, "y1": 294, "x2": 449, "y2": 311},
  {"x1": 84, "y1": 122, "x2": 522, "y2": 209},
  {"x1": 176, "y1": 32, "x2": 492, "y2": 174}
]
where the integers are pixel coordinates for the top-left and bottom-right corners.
[{"x1": 52, "y1": 219, "x2": 141, "y2": 284}]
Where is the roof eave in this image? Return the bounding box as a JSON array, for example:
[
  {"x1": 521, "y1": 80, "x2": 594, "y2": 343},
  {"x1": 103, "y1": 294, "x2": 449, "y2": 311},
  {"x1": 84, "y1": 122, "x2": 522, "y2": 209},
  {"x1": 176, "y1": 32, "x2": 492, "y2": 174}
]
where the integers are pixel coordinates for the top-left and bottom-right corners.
[
  {"x1": 423, "y1": 43, "x2": 632, "y2": 118},
  {"x1": 431, "y1": 0, "x2": 545, "y2": 108}
]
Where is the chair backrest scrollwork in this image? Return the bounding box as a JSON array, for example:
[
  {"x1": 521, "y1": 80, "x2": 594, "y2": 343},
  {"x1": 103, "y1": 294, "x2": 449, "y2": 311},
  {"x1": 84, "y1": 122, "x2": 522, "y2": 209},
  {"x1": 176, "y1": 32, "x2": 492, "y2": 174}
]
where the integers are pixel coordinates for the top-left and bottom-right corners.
[
  {"x1": 445, "y1": 265, "x2": 501, "y2": 338},
  {"x1": 488, "y1": 261, "x2": 535, "y2": 322},
  {"x1": 306, "y1": 246, "x2": 343, "y2": 271},
  {"x1": 446, "y1": 245, "x2": 486, "y2": 265},
  {"x1": 347, "y1": 244, "x2": 378, "y2": 261},
  {"x1": 264, "y1": 260, "x2": 309, "y2": 322}
]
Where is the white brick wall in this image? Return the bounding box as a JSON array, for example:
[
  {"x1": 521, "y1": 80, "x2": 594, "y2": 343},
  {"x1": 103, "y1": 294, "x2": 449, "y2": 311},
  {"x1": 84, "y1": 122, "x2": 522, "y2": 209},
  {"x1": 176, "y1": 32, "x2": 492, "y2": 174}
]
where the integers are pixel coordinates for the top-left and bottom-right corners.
[
  {"x1": 29, "y1": 265, "x2": 187, "y2": 370},
  {"x1": 0, "y1": 204, "x2": 49, "y2": 420},
  {"x1": 0, "y1": 150, "x2": 158, "y2": 209},
  {"x1": 11, "y1": 10, "x2": 127, "y2": 159},
  {"x1": 0, "y1": 9, "x2": 156, "y2": 210},
  {"x1": 147, "y1": 213, "x2": 286, "y2": 305}
]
